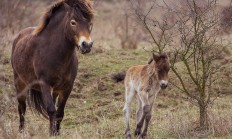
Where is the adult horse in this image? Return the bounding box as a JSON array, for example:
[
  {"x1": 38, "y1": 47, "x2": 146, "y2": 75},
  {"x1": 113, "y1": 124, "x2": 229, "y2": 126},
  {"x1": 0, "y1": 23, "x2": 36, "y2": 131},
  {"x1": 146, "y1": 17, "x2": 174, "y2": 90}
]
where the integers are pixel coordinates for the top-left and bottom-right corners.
[{"x1": 11, "y1": 0, "x2": 94, "y2": 135}]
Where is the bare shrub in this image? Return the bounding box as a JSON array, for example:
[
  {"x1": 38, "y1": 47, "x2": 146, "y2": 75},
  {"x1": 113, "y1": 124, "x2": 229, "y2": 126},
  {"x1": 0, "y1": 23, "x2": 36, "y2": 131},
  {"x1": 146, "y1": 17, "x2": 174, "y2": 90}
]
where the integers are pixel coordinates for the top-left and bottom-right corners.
[
  {"x1": 131, "y1": 0, "x2": 231, "y2": 131},
  {"x1": 115, "y1": 2, "x2": 142, "y2": 49}
]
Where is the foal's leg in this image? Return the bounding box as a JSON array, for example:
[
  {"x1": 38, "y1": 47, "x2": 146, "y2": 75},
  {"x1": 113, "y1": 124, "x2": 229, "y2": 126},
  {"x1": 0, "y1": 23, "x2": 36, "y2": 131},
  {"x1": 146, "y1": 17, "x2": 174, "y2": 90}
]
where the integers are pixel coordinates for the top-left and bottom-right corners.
[
  {"x1": 40, "y1": 83, "x2": 56, "y2": 136},
  {"x1": 135, "y1": 91, "x2": 150, "y2": 138},
  {"x1": 123, "y1": 86, "x2": 135, "y2": 139},
  {"x1": 55, "y1": 88, "x2": 72, "y2": 134},
  {"x1": 136, "y1": 96, "x2": 142, "y2": 126},
  {"x1": 141, "y1": 94, "x2": 156, "y2": 138}
]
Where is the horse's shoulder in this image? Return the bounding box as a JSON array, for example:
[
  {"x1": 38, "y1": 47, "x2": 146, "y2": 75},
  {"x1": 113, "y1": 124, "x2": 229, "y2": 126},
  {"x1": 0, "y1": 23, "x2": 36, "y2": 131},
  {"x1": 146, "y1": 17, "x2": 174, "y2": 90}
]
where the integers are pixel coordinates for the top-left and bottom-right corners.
[
  {"x1": 18, "y1": 27, "x2": 35, "y2": 36},
  {"x1": 14, "y1": 27, "x2": 35, "y2": 42}
]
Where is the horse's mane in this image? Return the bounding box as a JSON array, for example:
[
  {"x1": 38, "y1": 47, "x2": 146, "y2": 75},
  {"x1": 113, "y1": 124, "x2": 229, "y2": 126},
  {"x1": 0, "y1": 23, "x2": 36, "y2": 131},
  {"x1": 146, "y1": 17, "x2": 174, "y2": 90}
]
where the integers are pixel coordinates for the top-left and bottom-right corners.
[
  {"x1": 69, "y1": 0, "x2": 94, "y2": 21},
  {"x1": 33, "y1": 0, "x2": 94, "y2": 35}
]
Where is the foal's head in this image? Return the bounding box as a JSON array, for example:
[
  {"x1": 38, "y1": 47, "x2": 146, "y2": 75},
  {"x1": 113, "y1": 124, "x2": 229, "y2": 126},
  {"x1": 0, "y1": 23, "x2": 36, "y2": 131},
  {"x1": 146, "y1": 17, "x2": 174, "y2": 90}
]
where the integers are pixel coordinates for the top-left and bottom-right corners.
[
  {"x1": 149, "y1": 53, "x2": 170, "y2": 89},
  {"x1": 64, "y1": 0, "x2": 94, "y2": 54}
]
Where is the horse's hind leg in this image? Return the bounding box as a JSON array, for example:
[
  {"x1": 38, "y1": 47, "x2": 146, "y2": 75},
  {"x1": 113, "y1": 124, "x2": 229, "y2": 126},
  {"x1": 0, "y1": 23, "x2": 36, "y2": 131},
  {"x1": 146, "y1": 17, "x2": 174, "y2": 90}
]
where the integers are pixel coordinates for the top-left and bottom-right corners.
[
  {"x1": 123, "y1": 86, "x2": 135, "y2": 139},
  {"x1": 18, "y1": 95, "x2": 26, "y2": 132},
  {"x1": 52, "y1": 91, "x2": 59, "y2": 107},
  {"x1": 136, "y1": 96, "x2": 142, "y2": 124},
  {"x1": 15, "y1": 77, "x2": 27, "y2": 132}
]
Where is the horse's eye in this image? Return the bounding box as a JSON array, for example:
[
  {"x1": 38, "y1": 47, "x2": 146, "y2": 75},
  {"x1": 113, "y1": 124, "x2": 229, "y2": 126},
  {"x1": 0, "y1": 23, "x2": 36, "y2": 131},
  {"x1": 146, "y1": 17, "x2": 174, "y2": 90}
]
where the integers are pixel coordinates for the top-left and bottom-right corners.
[{"x1": 70, "y1": 20, "x2": 77, "y2": 26}]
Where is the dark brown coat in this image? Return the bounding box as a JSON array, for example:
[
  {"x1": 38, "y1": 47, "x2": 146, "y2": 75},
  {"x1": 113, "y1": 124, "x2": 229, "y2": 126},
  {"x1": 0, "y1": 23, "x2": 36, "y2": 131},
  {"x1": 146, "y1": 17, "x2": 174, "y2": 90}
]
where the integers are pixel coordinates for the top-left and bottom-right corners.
[{"x1": 11, "y1": 0, "x2": 94, "y2": 135}]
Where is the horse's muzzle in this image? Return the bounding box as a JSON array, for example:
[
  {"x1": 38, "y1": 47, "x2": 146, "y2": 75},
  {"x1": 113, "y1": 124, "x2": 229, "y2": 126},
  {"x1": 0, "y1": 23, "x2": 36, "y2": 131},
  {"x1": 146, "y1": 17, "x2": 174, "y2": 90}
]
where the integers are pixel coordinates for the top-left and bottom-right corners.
[
  {"x1": 160, "y1": 80, "x2": 168, "y2": 90},
  {"x1": 79, "y1": 41, "x2": 93, "y2": 54}
]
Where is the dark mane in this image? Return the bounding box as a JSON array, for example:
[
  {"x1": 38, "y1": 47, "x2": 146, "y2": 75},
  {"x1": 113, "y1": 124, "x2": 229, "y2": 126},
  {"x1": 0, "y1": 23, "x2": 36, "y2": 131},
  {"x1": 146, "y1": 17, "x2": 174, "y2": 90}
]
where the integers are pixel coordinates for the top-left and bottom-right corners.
[
  {"x1": 33, "y1": 1, "x2": 64, "y2": 35},
  {"x1": 70, "y1": 0, "x2": 94, "y2": 21},
  {"x1": 33, "y1": 0, "x2": 94, "y2": 35}
]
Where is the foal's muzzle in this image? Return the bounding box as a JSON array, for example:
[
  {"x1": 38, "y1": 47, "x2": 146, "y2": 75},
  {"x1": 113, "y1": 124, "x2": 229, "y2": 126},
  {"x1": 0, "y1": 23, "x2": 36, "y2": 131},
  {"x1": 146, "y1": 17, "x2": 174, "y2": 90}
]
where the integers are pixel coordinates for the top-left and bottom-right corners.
[
  {"x1": 160, "y1": 80, "x2": 168, "y2": 90},
  {"x1": 160, "y1": 84, "x2": 168, "y2": 89}
]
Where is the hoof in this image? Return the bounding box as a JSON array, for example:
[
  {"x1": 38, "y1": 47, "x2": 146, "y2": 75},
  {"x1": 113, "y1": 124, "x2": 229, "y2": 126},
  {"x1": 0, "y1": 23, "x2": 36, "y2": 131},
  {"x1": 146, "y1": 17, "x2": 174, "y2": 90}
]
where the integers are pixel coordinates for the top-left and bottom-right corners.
[
  {"x1": 140, "y1": 133, "x2": 147, "y2": 139},
  {"x1": 19, "y1": 125, "x2": 24, "y2": 133},
  {"x1": 138, "y1": 134, "x2": 143, "y2": 139},
  {"x1": 50, "y1": 129, "x2": 60, "y2": 136},
  {"x1": 134, "y1": 129, "x2": 141, "y2": 137},
  {"x1": 126, "y1": 133, "x2": 131, "y2": 139}
]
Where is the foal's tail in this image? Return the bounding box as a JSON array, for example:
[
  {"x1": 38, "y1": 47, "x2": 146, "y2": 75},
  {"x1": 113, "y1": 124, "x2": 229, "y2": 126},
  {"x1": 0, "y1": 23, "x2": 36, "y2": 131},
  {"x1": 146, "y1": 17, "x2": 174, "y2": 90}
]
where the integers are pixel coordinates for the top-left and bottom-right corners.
[
  {"x1": 112, "y1": 71, "x2": 126, "y2": 82},
  {"x1": 27, "y1": 89, "x2": 49, "y2": 119}
]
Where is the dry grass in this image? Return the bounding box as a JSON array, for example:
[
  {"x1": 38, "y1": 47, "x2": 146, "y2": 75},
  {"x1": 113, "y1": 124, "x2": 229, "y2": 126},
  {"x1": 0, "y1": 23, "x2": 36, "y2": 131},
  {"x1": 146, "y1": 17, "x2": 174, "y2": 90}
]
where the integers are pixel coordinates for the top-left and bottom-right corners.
[{"x1": 0, "y1": 49, "x2": 232, "y2": 138}]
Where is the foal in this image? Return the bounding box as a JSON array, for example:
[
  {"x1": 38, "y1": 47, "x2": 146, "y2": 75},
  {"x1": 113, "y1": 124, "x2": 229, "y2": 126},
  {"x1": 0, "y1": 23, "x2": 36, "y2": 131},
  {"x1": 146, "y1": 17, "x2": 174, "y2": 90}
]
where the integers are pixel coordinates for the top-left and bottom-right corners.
[{"x1": 123, "y1": 53, "x2": 170, "y2": 139}]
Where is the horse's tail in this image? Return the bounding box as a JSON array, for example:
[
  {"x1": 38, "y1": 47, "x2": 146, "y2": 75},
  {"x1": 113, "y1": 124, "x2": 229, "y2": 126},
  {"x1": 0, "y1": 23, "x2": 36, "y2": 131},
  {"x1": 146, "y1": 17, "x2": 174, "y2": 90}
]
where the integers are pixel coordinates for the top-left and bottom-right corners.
[
  {"x1": 27, "y1": 89, "x2": 49, "y2": 119},
  {"x1": 112, "y1": 71, "x2": 126, "y2": 82}
]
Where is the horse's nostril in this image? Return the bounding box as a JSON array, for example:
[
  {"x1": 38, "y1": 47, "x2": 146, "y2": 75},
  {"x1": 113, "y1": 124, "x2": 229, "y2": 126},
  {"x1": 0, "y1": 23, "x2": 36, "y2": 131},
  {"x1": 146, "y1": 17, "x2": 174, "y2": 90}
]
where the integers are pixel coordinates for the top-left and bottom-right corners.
[
  {"x1": 82, "y1": 41, "x2": 88, "y2": 47},
  {"x1": 160, "y1": 84, "x2": 168, "y2": 89},
  {"x1": 89, "y1": 42, "x2": 93, "y2": 48},
  {"x1": 82, "y1": 41, "x2": 93, "y2": 48}
]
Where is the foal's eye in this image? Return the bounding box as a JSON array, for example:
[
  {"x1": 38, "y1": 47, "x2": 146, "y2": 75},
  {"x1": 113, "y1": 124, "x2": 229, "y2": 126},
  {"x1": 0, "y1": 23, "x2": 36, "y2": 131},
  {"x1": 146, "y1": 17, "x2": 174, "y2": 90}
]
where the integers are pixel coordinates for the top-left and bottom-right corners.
[{"x1": 70, "y1": 20, "x2": 77, "y2": 26}]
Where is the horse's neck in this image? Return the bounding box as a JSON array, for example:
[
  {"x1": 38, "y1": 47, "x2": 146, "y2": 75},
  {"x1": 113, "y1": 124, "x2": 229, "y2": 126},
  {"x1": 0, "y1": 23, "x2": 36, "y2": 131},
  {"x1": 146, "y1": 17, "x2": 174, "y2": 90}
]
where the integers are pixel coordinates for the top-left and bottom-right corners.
[
  {"x1": 147, "y1": 64, "x2": 158, "y2": 84},
  {"x1": 44, "y1": 9, "x2": 75, "y2": 55},
  {"x1": 40, "y1": 10, "x2": 76, "y2": 62},
  {"x1": 147, "y1": 63, "x2": 157, "y2": 77}
]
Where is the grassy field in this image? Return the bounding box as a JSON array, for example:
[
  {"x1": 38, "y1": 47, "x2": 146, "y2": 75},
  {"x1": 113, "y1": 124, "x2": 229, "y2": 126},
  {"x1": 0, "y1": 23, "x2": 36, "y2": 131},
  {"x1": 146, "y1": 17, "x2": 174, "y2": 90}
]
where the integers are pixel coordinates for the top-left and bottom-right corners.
[{"x1": 0, "y1": 48, "x2": 232, "y2": 139}]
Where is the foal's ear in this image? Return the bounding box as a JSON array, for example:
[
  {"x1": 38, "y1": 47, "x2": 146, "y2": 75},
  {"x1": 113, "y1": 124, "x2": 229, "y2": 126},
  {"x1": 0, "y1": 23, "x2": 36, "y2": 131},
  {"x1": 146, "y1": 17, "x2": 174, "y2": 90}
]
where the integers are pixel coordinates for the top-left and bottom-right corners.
[{"x1": 153, "y1": 53, "x2": 159, "y2": 63}]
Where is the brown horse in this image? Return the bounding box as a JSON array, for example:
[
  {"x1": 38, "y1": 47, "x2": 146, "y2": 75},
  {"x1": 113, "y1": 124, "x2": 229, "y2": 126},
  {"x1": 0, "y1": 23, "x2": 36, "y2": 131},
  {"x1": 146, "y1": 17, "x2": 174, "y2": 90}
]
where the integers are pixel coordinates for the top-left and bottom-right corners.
[
  {"x1": 11, "y1": 0, "x2": 94, "y2": 135},
  {"x1": 113, "y1": 53, "x2": 170, "y2": 139}
]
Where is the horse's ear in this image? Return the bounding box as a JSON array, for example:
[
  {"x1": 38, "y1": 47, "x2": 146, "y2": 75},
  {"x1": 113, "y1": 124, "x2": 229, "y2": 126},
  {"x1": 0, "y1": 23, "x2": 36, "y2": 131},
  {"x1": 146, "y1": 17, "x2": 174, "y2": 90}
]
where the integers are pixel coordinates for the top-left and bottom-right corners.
[
  {"x1": 63, "y1": 2, "x2": 71, "y2": 12},
  {"x1": 153, "y1": 53, "x2": 159, "y2": 63},
  {"x1": 148, "y1": 57, "x2": 153, "y2": 64}
]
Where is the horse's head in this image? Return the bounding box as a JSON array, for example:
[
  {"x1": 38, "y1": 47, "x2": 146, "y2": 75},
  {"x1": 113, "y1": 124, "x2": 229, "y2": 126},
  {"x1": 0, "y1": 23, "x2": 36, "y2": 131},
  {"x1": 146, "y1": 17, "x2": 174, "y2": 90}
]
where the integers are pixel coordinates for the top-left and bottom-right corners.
[
  {"x1": 152, "y1": 53, "x2": 170, "y2": 90},
  {"x1": 64, "y1": 0, "x2": 94, "y2": 54}
]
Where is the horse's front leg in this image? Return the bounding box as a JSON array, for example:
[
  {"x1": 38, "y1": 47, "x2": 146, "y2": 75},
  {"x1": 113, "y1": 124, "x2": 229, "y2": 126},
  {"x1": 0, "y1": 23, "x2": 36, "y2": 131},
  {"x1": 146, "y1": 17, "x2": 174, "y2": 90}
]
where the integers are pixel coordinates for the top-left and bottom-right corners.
[
  {"x1": 54, "y1": 87, "x2": 72, "y2": 134},
  {"x1": 40, "y1": 83, "x2": 56, "y2": 136}
]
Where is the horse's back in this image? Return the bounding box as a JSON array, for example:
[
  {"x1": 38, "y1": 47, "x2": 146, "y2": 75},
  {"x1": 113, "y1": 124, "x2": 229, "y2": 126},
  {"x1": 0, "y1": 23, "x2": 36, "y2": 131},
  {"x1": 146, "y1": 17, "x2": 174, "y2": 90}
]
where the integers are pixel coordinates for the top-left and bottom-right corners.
[
  {"x1": 126, "y1": 65, "x2": 147, "y2": 78},
  {"x1": 12, "y1": 27, "x2": 35, "y2": 53},
  {"x1": 125, "y1": 65, "x2": 148, "y2": 87}
]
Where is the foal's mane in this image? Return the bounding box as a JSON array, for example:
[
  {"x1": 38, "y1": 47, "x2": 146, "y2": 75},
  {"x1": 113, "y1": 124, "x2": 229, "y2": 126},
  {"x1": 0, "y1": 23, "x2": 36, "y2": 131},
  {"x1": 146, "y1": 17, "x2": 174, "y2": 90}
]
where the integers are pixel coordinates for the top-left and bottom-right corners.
[{"x1": 33, "y1": 0, "x2": 94, "y2": 35}]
